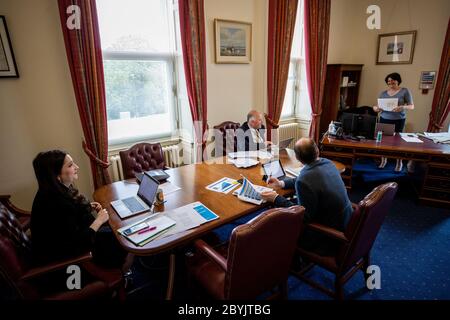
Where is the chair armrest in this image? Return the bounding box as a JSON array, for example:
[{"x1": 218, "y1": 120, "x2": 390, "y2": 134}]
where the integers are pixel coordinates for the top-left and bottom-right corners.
[
  {"x1": 194, "y1": 240, "x2": 227, "y2": 271},
  {"x1": 0, "y1": 195, "x2": 31, "y2": 216},
  {"x1": 20, "y1": 252, "x2": 93, "y2": 281},
  {"x1": 0, "y1": 195, "x2": 31, "y2": 230},
  {"x1": 306, "y1": 223, "x2": 349, "y2": 243}
]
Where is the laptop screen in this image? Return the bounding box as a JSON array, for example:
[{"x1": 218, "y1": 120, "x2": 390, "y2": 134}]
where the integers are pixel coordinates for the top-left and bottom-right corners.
[{"x1": 137, "y1": 173, "x2": 159, "y2": 206}]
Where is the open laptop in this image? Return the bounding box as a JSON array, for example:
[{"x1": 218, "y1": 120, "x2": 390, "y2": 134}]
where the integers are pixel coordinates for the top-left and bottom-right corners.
[
  {"x1": 111, "y1": 173, "x2": 159, "y2": 219},
  {"x1": 373, "y1": 123, "x2": 395, "y2": 139},
  {"x1": 267, "y1": 137, "x2": 294, "y2": 152}
]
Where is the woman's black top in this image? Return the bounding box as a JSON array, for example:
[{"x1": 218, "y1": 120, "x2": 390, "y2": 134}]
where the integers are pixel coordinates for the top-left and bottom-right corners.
[{"x1": 31, "y1": 188, "x2": 96, "y2": 264}]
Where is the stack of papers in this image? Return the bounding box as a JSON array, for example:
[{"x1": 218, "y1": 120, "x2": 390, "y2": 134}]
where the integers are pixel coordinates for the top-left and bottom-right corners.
[
  {"x1": 228, "y1": 158, "x2": 259, "y2": 168},
  {"x1": 206, "y1": 177, "x2": 239, "y2": 194},
  {"x1": 117, "y1": 215, "x2": 176, "y2": 246},
  {"x1": 418, "y1": 132, "x2": 450, "y2": 144},
  {"x1": 228, "y1": 150, "x2": 273, "y2": 160},
  {"x1": 399, "y1": 133, "x2": 423, "y2": 143}
]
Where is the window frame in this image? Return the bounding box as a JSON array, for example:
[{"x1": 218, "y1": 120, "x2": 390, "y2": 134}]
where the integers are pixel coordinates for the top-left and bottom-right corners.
[{"x1": 99, "y1": 0, "x2": 183, "y2": 147}]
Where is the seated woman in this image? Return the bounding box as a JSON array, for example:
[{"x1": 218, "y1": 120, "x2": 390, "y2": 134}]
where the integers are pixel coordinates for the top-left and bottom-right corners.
[{"x1": 31, "y1": 150, "x2": 130, "y2": 271}]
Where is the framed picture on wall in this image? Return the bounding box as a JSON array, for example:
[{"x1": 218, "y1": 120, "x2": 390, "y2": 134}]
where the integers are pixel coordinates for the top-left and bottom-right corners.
[
  {"x1": 376, "y1": 30, "x2": 417, "y2": 65},
  {"x1": 214, "y1": 19, "x2": 252, "y2": 64},
  {"x1": 0, "y1": 15, "x2": 19, "y2": 78}
]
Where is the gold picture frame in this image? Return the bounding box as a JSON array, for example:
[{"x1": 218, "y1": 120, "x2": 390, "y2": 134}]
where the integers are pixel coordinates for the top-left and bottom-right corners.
[
  {"x1": 214, "y1": 19, "x2": 252, "y2": 64},
  {"x1": 376, "y1": 30, "x2": 417, "y2": 65}
]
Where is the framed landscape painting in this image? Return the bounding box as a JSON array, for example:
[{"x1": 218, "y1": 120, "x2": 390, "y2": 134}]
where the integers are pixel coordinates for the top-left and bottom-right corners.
[{"x1": 214, "y1": 19, "x2": 252, "y2": 64}]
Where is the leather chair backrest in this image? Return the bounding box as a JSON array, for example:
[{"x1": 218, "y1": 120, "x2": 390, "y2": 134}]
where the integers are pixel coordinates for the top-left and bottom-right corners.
[
  {"x1": 0, "y1": 204, "x2": 31, "y2": 284},
  {"x1": 119, "y1": 143, "x2": 165, "y2": 179},
  {"x1": 224, "y1": 206, "x2": 304, "y2": 299},
  {"x1": 213, "y1": 121, "x2": 240, "y2": 157},
  {"x1": 340, "y1": 182, "x2": 398, "y2": 269}
]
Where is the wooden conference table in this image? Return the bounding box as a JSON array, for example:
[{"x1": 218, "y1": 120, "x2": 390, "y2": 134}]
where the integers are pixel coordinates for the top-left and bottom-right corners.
[
  {"x1": 321, "y1": 134, "x2": 450, "y2": 207},
  {"x1": 93, "y1": 149, "x2": 345, "y2": 298}
]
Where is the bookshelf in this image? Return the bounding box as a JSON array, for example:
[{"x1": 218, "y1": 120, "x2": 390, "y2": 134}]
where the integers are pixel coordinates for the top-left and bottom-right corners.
[{"x1": 319, "y1": 64, "x2": 363, "y2": 136}]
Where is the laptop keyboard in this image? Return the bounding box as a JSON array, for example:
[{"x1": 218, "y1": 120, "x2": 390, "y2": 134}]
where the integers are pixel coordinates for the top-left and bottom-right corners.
[{"x1": 122, "y1": 197, "x2": 145, "y2": 212}]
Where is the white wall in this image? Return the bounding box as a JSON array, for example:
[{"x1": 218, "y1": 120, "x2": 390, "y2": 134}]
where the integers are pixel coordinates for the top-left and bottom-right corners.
[
  {"x1": 205, "y1": 0, "x2": 267, "y2": 127},
  {"x1": 0, "y1": 0, "x2": 93, "y2": 209},
  {"x1": 328, "y1": 0, "x2": 450, "y2": 132}
]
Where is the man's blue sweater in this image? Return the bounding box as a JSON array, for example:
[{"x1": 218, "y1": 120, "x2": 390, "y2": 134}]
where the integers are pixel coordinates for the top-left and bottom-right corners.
[{"x1": 274, "y1": 158, "x2": 352, "y2": 231}]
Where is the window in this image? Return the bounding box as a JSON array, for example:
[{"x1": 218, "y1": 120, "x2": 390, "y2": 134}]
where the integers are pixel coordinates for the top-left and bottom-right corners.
[
  {"x1": 281, "y1": 0, "x2": 311, "y2": 121},
  {"x1": 97, "y1": 0, "x2": 185, "y2": 145}
]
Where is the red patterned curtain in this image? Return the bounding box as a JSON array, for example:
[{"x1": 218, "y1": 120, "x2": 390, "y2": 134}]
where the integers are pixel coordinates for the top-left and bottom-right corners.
[
  {"x1": 267, "y1": 0, "x2": 299, "y2": 141},
  {"x1": 58, "y1": 0, "x2": 111, "y2": 188},
  {"x1": 427, "y1": 18, "x2": 450, "y2": 132},
  {"x1": 178, "y1": 0, "x2": 208, "y2": 161},
  {"x1": 304, "y1": 0, "x2": 331, "y2": 142}
]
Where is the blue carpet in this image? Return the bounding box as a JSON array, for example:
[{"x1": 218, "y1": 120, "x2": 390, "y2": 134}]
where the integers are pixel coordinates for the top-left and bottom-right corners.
[
  {"x1": 352, "y1": 158, "x2": 408, "y2": 182},
  {"x1": 127, "y1": 180, "x2": 450, "y2": 300}
]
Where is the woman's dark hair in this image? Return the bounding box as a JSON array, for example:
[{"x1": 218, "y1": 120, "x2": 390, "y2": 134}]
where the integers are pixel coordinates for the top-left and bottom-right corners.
[
  {"x1": 385, "y1": 72, "x2": 402, "y2": 85},
  {"x1": 33, "y1": 150, "x2": 90, "y2": 210}
]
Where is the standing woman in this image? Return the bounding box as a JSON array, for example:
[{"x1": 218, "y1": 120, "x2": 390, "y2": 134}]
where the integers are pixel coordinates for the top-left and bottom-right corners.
[
  {"x1": 373, "y1": 73, "x2": 414, "y2": 172},
  {"x1": 31, "y1": 150, "x2": 129, "y2": 270}
]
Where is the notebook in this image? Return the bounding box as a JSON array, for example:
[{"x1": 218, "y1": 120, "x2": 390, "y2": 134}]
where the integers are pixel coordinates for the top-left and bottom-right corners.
[
  {"x1": 110, "y1": 173, "x2": 159, "y2": 219},
  {"x1": 118, "y1": 215, "x2": 176, "y2": 246}
]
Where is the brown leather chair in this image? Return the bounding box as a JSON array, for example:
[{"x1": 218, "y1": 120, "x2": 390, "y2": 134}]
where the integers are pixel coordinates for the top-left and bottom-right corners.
[
  {"x1": 119, "y1": 142, "x2": 166, "y2": 179},
  {"x1": 213, "y1": 121, "x2": 240, "y2": 157},
  {"x1": 0, "y1": 200, "x2": 125, "y2": 300},
  {"x1": 292, "y1": 182, "x2": 398, "y2": 300},
  {"x1": 187, "y1": 206, "x2": 305, "y2": 300}
]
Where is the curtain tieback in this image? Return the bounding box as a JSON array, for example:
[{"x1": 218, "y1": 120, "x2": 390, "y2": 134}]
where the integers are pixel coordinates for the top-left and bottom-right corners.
[
  {"x1": 311, "y1": 111, "x2": 322, "y2": 118},
  {"x1": 82, "y1": 141, "x2": 110, "y2": 168}
]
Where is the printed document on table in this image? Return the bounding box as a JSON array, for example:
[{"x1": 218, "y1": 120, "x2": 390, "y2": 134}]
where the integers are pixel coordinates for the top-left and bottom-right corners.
[
  {"x1": 401, "y1": 136, "x2": 423, "y2": 143},
  {"x1": 228, "y1": 150, "x2": 273, "y2": 160},
  {"x1": 162, "y1": 202, "x2": 219, "y2": 237},
  {"x1": 206, "y1": 177, "x2": 239, "y2": 194}
]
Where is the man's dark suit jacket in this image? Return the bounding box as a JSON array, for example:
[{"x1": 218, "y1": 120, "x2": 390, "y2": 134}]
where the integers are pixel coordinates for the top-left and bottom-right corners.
[{"x1": 236, "y1": 121, "x2": 266, "y2": 151}]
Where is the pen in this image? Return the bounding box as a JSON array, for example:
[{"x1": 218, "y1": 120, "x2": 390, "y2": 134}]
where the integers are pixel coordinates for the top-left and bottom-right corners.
[{"x1": 137, "y1": 226, "x2": 157, "y2": 234}]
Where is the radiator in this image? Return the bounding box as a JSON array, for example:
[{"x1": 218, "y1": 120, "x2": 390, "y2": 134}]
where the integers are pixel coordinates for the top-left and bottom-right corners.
[
  {"x1": 108, "y1": 145, "x2": 182, "y2": 182},
  {"x1": 278, "y1": 123, "x2": 302, "y2": 148}
]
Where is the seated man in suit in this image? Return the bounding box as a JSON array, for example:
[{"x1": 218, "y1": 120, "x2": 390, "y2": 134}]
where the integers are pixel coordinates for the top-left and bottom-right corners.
[
  {"x1": 260, "y1": 138, "x2": 353, "y2": 256},
  {"x1": 236, "y1": 110, "x2": 270, "y2": 151}
]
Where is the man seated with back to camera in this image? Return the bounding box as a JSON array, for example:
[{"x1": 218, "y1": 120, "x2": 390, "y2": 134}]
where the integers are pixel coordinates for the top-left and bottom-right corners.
[
  {"x1": 260, "y1": 138, "x2": 353, "y2": 257},
  {"x1": 236, "y1": 110, "x2": 271, "y2": 152}
]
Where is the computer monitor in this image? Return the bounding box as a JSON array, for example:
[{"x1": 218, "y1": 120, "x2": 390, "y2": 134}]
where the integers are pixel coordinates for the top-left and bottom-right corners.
[
  {"x1": 353, "y1": 114, "x2": 377, "y2": 139},
  {"x1": 340, "y1": 112, "x2": 356, "y2": 135}
]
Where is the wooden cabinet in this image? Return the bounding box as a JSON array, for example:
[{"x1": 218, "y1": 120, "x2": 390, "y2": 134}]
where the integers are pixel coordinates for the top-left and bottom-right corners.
[{"x1": 320, "y1": 64, "x2": 363, "y2": 136}]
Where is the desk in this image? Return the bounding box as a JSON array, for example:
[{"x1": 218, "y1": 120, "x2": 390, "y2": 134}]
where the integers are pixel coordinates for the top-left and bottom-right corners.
[
  {"x1": 321, "y1": 134, "x2": 450, "y2": 207},
  {"x1": 94, "y1": 149, "x2": 344, "y2": 298}
]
